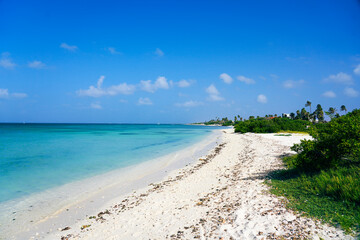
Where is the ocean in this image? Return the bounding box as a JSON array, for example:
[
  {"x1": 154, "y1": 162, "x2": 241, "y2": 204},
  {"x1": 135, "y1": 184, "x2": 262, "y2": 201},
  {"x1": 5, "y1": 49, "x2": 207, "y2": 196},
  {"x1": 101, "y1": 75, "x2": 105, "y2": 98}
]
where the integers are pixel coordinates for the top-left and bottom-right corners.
[{"x1": 0, "y1": 124, "x2": 222, "y2": 203}]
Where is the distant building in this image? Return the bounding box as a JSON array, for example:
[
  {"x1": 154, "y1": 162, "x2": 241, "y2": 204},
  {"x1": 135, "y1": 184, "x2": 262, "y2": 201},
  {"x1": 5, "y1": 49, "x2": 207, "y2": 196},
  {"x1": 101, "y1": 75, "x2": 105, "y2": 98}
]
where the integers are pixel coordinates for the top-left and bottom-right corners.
[{"x1": 282, "y1": 113, "x2": 291, "y2": 118}]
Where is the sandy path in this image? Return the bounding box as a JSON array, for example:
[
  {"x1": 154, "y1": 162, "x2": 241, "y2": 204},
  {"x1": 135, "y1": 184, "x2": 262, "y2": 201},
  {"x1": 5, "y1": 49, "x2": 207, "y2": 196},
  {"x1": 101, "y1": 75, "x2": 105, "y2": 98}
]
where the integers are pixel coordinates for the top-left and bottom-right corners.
[{"x1": 55, "y1": 130, "x2": 353, "y2": 240}]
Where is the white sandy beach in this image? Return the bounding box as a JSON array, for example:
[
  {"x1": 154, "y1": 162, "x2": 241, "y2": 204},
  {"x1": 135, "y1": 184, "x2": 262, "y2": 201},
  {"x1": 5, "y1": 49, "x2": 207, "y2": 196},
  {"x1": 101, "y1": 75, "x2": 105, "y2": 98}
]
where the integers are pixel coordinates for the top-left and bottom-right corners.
[
  {"x1": 37, "y1": 129, "x2": 354, "y2": 240},
  {"x1": 2, "y1": 130, "x2": 222, "y2": 240}
]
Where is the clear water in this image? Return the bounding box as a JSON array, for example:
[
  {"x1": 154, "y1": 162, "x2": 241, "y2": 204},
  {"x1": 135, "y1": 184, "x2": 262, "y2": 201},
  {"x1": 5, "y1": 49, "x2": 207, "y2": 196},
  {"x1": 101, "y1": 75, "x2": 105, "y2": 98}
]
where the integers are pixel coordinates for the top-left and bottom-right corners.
[{"x1": 0, "y1": 124, "x2": 222, "y2": 203}]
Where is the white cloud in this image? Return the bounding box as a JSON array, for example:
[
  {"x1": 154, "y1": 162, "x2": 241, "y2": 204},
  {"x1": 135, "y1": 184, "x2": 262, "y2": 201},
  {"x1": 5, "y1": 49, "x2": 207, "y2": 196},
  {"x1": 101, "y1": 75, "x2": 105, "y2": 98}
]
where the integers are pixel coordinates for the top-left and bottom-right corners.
[
  {"x1": 97, "y1": 76, "x2": 105, "y2": 88},
  {"x1": 0, "y1": 89, "x2": 9, "y2": 98},
  {"x1": 283, "y1": 79, "x2": 305, "y2": 89},
  {"x1": 344, "y1": 87, "x2": 358, "y2": 97},
  {"x1": 257, "y1": 94, "x2": 267, "y2": 103},
  {"x1": 107, "y1": 83, "x2": 136, "y2": 95},
  {"x1": 107, "y1": 47, "x2": 121, "y2": 55},
  {"x1": 154, "y1": 76, "x2": 169, "y2": 89},
  {"x1": 206, "y1": 84, "x2": 224, "y2": 101},
  {"x1": 175, "y1": 100, "x2": 203, "y2": 107},
  {"x1": 90, "y1": 102, "x2": 102, "y2": 109},
  {"x1": 206, "y1": 84, "x2": 219, "y2": 95},
  {"x1": 140, "y1": 76, "x2": 169, "y2": 93},
  {"x1": 28, "y1": 60, "x2": 46, "y2": 69},
  {"x1": 154, "y1": 48, "x2": 164, "y2": 57},
  {"x1": 77, "y1": 76, "x2": 136, "y2": 97},
  {"x1": 0, "y1": 52, "x2": 16, "y2": 69},
  {"x1": 354, "y1": 64, "x2": 360, "y2": 76},
  {"x1": 139, "y1": 80, "x2": 154, "y2": 93},
  {"x1": 138, "y1": 97, "x2": 152, "y2": 105},
  {"x1": 0, "y1": 88, "x2": 27, "y2": 99},
  {"x1": 78, "y1": 86, "x2": 104, "y2": 97},
  {"x1": 237, "y1": 75, "x2": 255, "y2": 84},
  {"x1": 324, "y1": 72, "x2": 353, "y2": 85},
  {"x1": 60, "y1": 43, "x2": 78, "y2": 51},
  {"x1": 220, "y1": 73, "x2": 233, "y2": 84},
  {"x1": 77, "y1": 76, "x2": 106, "y2": 97},
  {"x1": 322, "y1": 91, "x2": 336, "y2": 98},
  {"x1": 177, "y1": 79, "x2": 191, "y2": 88}
]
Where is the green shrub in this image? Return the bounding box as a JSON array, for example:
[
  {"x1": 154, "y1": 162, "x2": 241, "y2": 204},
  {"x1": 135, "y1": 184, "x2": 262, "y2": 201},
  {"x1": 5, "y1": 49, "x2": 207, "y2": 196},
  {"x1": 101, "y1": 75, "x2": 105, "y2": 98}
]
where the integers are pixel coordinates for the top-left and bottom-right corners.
[
  {"x1": 222, "y1": 120, "x2": 234, "y2": 126},
  {"x1": 291, "y1": 109, "x2": 360, "y2": 170},
  {"x1": 282, "y1": 155, "x2": 298, "y2": 169},
  {"x1": 267, "y1": 109, "x2": 360, "y2": 235},
  {"x1": 234, "y1": 117, "x2": 309, "y2": 133}
]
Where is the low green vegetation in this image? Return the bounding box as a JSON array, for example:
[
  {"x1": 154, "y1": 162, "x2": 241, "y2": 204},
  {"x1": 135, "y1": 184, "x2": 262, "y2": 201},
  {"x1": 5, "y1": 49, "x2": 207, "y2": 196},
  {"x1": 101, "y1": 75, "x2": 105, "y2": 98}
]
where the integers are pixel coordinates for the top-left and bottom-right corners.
[
  {"x1": 234, "y1": 117, "x2": 309, "y2": 133},
  {"x1": 274, "y1": 133, "x2": 292, "y2": 136},
  {"x1": 268, "y1": 168, "x2": 360, "y2": 234},
  {"x1": 267, "y1": 109, "x2": 360, "y2": 235},
  {"x1": 277, "y1": 130, "x2": 308, "y2": 134}
]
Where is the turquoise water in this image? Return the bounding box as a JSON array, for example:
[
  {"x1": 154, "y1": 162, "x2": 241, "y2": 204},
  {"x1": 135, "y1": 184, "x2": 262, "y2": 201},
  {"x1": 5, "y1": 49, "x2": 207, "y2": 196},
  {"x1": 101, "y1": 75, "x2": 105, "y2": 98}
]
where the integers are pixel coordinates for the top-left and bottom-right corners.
[{"x1": 0, "y1": 124, "x2": 222, "y2": 203}]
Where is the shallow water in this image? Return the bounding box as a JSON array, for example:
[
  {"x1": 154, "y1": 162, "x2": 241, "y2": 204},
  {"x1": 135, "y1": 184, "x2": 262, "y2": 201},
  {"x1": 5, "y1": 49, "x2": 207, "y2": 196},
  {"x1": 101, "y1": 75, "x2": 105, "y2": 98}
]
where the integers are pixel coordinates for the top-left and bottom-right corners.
[{"x1": 0, "y1": 124, "x2": 222, "y2": 203}]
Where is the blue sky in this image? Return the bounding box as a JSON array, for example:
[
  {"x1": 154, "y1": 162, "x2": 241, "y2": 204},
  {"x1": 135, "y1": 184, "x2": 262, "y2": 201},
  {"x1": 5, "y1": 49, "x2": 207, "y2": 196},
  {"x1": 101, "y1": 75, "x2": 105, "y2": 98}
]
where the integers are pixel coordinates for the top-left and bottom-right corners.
[{"x1": 1, "y1": 0, "x2": 360, "y2": 123}]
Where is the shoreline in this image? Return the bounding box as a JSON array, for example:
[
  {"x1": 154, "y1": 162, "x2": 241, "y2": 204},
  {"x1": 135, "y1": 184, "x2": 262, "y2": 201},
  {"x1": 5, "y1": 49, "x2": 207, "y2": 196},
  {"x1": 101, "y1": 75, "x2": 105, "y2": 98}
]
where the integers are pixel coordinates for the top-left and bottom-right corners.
[
  {"x1": 50, "y1": 130, "x2": 353, "y2": 240},
  {"x1": 1, "y1": 129, "x2": 223, "y2": 240}
]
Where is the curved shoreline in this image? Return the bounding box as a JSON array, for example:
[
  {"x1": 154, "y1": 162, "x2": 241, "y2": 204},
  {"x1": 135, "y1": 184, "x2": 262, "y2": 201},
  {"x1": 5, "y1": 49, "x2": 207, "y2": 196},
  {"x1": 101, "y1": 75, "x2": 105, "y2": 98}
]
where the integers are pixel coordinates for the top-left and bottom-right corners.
[
  {"x1": 1, "y1": 129, "x2": 223, "y2": 239},
  {"x1": 49, "y1": 130, "x2": 352, "y2": 240}
]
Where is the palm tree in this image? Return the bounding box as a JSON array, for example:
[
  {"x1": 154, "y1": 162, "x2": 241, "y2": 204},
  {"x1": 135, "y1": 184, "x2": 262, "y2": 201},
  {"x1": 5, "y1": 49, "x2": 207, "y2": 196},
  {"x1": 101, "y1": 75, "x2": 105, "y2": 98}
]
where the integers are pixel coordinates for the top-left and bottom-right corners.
[
  {"x1": 290, "y1": 112, "x2": 295, "y2": 120},
  {"x1": 300, "y1": 108, "x2": 309, "y2": 120},
  {"x1": 340, "y1": 105, "x2": 347, "y2": 114},
  {"x1": 305, "y1": 101, "x2": 312, "y2": 114},
  {"x1": 326, "y1": 107, "x2": 336, "y2": 119},
  {"x1": 315, "y1": 104, "x2": 324, "y2": 122}
]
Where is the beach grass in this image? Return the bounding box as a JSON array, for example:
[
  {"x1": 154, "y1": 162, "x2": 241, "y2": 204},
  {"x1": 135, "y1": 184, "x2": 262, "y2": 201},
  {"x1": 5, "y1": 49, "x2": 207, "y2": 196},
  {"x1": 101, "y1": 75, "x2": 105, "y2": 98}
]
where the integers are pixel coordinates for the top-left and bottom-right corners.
[
  {"x1": 274, "y1": 133, "x2": 292, "y2": 136},
  {"x1": 277, "y1": 130, "x2": 309, "y2": 135},
  {"x1": 266, "y1": 166, "x2": 360, "y2": 235}
]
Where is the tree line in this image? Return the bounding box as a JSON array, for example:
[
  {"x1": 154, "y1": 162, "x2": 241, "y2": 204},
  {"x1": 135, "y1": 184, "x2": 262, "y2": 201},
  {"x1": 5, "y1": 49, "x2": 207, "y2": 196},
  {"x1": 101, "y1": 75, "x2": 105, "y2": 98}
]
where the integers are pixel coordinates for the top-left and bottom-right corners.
[{"x1": 201, "y1": 101, "x2": 348, "y2": 128}]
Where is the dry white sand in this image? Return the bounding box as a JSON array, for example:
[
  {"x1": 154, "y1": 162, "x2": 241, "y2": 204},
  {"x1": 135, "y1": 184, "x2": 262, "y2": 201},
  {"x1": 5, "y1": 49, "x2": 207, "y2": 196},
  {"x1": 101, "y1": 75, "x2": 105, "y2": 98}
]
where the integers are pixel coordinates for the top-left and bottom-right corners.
[
  {"x1": 49, "y1": 130, "x2": 353, "y2": 239},
  {"x1": 4, "y1": 130, "x2": 221, "y2": 240}
]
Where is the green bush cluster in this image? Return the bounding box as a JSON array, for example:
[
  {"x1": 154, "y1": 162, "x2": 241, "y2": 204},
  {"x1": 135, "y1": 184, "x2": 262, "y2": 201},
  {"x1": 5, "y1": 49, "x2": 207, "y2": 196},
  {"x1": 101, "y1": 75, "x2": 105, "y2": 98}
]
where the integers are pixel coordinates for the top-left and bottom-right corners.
[
  {"x1": 290, "y1": 109, "x2": 360, "y2": 170},
  {"x1": 234, "y1": 117, "x2": 309, "y2": 133},
  {"x1": 269, "y1": 109, "x2": 360, "y2": 233},
  {"x1": 203, "y1": 118, "x2": 233, "y2": 126}
]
